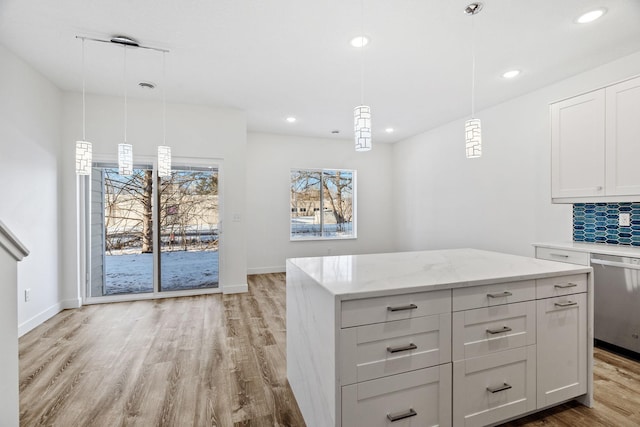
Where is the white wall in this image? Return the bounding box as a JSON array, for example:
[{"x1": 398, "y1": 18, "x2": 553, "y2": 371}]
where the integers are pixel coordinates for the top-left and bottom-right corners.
[
  {"x1": 0, "y1": 44, "x2": 64, "y2": 336},
  {"x1": 392, "y1": 51, "x2": 640, "y2": 257},
  {"x1": 60, "y1": 93, "x2": 249, "y2": 295},
  {"x1": 246, "y1": 133, "x2": 395, "y2": 273}
]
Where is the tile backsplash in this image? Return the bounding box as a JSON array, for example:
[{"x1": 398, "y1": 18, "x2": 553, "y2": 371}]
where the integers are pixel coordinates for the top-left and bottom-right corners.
[{"x1": 573, "y1": 203, "x2": 640, "y2": 246}]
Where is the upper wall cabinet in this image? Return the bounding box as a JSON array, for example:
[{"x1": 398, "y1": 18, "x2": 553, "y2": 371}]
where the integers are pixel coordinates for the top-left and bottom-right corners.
[{"x1": 551, "y1": 75, "x2": 640, "y2": 203}]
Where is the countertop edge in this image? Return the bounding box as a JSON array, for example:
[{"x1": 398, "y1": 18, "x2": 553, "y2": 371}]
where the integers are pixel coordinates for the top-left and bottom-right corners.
[
  {"x1": 533, "y1": 241, "x2": 640, "y2": 258},
  {"x1": 334, "y1": 267, "x2": 592, "y2": 301}
]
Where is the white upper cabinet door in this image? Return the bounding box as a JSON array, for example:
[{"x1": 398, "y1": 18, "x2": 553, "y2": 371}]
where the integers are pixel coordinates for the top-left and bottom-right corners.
[
  {"x1": 605, "y1": 76, "x2": 640, "y2": 196},
  {"x1": 551, "y1": 89, "x2": 606, "y2": 199}
]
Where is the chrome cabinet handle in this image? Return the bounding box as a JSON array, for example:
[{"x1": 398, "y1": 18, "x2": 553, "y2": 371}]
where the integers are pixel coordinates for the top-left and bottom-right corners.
[
  {"x1": 387, "y1": 303, "x2": 417, "y2": 312},
  {"x1": 387, "y1": 408, "x2": 417, "y2": 422},
  {"x1": 387, "y1": 343, "x2": 417, "y2": 353},
  {"x1": 487, "y1": 291, "x2": 513, "y2": 298},
  {"x1": 554, "y1": 283, "x2": 578, "y2": 289},
  {"x1": 486, "y1": 326, "x2": 512, "y2": 335},
  {"x1": 550, "y1": 253, "x2": 569, "y2": 258},
  {"x1": 554, "y1": 301, "x2": 578, "y2": 307},
  {"x1": 487, "y1": 383, "x2": 512, "y2": 393}
]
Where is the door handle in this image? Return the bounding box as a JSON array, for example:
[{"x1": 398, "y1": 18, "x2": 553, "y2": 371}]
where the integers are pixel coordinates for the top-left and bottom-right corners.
[
  {"x1": 487, "y1": 383, "x2": 512, "y2": 393},
  {"x1": 487, "y1": 291, "x2": 512, "y2": 298},
  {"x1": 486, "y1": 326, "x2": 512, "y2": 335},
  {"x1": 554, "y1": 301, "x2": 578, "y2": 307},
  {"x1": 387, "y1": 343, "x2": 417, "y2": 353},
  {"x1": 554, "y1": 283, "x2": 578, "y2": 289},
  {"x1": 387, "y1": 408, "x2": 417, "y2": 422},
  {"x1": 387, "y1": 303, "x2": 417, "y2": 312}
]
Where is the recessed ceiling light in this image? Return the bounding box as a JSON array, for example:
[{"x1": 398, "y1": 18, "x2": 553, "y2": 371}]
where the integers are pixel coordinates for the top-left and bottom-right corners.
[
  {"x1": 286, "y1": 117, "x2": 297, "y2": 123},
  {"x1": 350, "y1": 36, "x2": 370, "y2": 48},
  {"x1": 385, "y1": 128, "x2": 394, "y2": 133},
  {"x1": 502, "y1": 70, "x2": 520, "y2": 79},
  {"x1": 576, "y1": 8, "x2": 606, "y2": 24}
]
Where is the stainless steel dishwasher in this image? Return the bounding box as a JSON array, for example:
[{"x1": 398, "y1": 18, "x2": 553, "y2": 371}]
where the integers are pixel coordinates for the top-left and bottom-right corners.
[{"x1": 591, "y1": 253, "x2": 640, "y2": 354}]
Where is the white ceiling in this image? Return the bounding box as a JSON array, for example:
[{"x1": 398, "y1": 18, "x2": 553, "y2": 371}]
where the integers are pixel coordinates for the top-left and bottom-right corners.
[{"x1": 1, "y1": 0, "x2": 640, "y2": 144}]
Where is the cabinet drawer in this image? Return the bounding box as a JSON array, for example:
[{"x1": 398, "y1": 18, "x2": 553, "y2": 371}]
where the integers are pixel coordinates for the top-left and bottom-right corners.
[
  {"x1": 536, "y1": 273, "x2": 588, "y2": 299},
  {"x1": 453, "y1": 346, "x2": 537, "y2": 427},
  {"x1": 340, "y1": 314, "x2": 451, "y2": 385},
  {"x1": 535, "y1": 247, "x2": 590, "y2": 266},
  {"x1": 452, "y1": 280, "x2": 535, "y2": 312},
  {"x1": 452, "y1": 301, "x2": 536, "y2": 361},
  {"x1": 341, "y1": 289, "x2": 451, "y2": 328},
  {"x1": 342, "y1": 363, "x2": 452, "y2": 427}
]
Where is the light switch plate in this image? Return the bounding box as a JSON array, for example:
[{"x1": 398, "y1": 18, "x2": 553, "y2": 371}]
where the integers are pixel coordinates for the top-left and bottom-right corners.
[{"x1": 619, "y1": 213, "x2": 631, "y2": 227}]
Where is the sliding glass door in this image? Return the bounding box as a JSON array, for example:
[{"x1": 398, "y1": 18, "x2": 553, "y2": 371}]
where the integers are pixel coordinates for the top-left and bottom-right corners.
[
  {"x1": 88, "y1": 162, "x2": 219, "y2": 300},
  {"x1": 158, "y1": 167, "x2": 219, "y2": 291}
]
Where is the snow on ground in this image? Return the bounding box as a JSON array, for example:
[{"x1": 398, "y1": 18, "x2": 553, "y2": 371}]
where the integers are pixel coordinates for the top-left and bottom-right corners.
[{"x1": 105, "y1": 250, "x2": 219, "y2": 295}]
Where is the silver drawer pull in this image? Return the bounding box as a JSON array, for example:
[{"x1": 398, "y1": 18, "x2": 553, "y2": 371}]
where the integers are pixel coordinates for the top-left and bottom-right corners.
[
  {"x1": 387, "y1": 303, "x2": 418, "y2": 312},
  {"x1": 387, "y1": 343, "x2": 417, "y2": 353},
  {"x1": 554, "y1": 301, "x2": 578, "y2": 307},
  {"x1": 487, "y1": 291, "x2": 513, "y2": 299},
  {"x1": 387, "y1": 408, "x2": 417, "y2": 422},
  {"x1": 486, "y1": 326, "x2": 512, "y2": 335},
  {"x1": 554, "y1": 283, "x2": 578, "y2": 289},
  {"x1": 487, "y1": 383, "x2": 512, "y2": 393},
  {"x1": 550, "y1": 253, "x2": 570, "y2": 258}
]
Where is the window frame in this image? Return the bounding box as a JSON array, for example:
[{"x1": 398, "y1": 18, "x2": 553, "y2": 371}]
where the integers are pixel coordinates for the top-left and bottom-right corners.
[{"x1": 289, "y1": 168, "x2": 357, "y2": 241}]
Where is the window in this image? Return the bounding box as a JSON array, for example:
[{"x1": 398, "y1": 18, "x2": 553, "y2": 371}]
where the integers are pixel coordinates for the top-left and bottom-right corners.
[
  {"x1": 290, "y1": 169, "x2": 356, "y2": 240},
  {"x1": 87, "y1": 162, "x2": 220, "y2": 300}
]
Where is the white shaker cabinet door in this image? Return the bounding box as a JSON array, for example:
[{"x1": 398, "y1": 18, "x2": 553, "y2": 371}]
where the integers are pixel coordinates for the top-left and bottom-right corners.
[
  {"x1": 537, "y1": 293, "x2": 587, "y2": 408},
  {"x1": 605, "y1": 76, "x2": 640, "y2": 196},
  {"x1": 551, "y1": 89, "x2": 605, "y2": 199},
  {"x1": 341, "y1": 364, "x2": 452, "y2": 427}
]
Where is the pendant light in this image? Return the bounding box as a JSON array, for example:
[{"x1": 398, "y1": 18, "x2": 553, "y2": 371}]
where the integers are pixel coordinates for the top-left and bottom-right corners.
[
  {"x1": 118, "y1": 44, "x2": 133, "y2": 176},
  {"x1": 465, "y1": 2, "x2": 482, "y2": 158},
  {"x1": 158, "y1": 51, "x2": 172, "y2": 178},
  {"x1": 75, "y1": 38, "x2": 92, "y2": 175},
  {"x1": 354, "y1": 0, "x2": 371, "y2": 152}
]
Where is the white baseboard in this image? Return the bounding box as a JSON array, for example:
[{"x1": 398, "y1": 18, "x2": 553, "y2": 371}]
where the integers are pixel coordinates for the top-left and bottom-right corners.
[
  {"x1": 222, "y1": 283, "x2": 249, "y2": 294},
  {"x1": 247, "y1": 266, "x2": 285, "y2": 275},
  {"x1": 18, "y1": 298, "x2": 80, "y2": 337}
]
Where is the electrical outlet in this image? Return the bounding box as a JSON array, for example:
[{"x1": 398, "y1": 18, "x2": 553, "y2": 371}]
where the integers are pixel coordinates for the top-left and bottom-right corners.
[
  {"x1": 619, "y1": 213, "x2": 631, "y2": 227},
  {"x1": 25, "y1": 288, "x2": 31, "y2": 302}
]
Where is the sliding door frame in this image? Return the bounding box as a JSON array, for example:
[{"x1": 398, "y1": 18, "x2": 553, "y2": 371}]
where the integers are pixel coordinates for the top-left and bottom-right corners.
[{"x1": 80, "y1": 154, "x2": 223, "y2": 305}]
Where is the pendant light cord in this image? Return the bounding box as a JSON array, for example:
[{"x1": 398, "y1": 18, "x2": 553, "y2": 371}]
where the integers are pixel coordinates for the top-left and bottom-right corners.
[
  {"x1": 123, "y1": 45, "x2": 128, "y2": 143},
  {"x1": 360, "y1": 0, "x2": 365, "y2": 106},
  {"x1": 162, "y1": 51, "x2": 166, "y2": 145},
  {"x1": 471, "y1": 12, "x2": 476, "y2": 119},
  {"x1": 82, "y1": 38, "x2": 86, "y2": 140}
]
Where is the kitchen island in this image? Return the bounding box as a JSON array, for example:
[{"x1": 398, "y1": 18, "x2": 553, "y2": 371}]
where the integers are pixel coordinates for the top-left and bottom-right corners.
[{"x1": 286, "y1": 248, "x2": 593, "y2": 427}]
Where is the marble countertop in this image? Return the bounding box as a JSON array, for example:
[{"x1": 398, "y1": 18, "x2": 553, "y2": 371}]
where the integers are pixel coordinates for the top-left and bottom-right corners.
[
  {"x1": 286, "y1": 248, "x2": 591, "y2": 300},
  {"x1": 533, "y1": 241, "x2": 640, "y2": 258}
]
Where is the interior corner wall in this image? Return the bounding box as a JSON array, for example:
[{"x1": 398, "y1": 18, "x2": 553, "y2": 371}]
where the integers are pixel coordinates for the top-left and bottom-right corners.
[
  {"x1": 60, "y1": 93, "x2": 248, "y2": 296},
  {"x1": 392, "y1": 50, "x2": 640, "y2": 257},
  {"x1": 246, "y1": 133, "x2": 396, "y2": 274},
  {"x1": 0, "y1": 44, "x2": 64, "y2": 336}
]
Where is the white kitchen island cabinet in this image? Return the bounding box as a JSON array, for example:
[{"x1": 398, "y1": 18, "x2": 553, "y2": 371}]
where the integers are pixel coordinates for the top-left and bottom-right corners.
[{"x1": 286, "y1": 249, "x2": 593, "y2": 427}]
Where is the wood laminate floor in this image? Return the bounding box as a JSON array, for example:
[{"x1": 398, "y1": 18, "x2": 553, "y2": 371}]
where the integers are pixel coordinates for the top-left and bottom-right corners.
[{"x1": 19, "y1": 274, "x2": 640, "y2": 427}]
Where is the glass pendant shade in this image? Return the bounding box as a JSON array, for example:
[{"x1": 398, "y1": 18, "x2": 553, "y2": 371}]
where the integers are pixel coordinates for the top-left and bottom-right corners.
[
  {"x1": 118, "y1": 143, "x2": 133, "y2": 175},
  {"x1": 354, "y1": 105, "x2": 372, "y2": 152},
  {"x1": 75, "y1": 140, "x2": 92, "y2": 175},
  {"x1": 465, "y1": 118, "x2": 482, "y2": 158},
  {"x1": 158, "y1": 146, "x2": 172, "y2": 177}
]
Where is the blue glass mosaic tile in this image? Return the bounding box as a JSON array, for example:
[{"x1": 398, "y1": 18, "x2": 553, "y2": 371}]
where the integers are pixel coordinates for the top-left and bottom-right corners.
[{"x1": 573, "y1": 202, "x2": 640, "y2": 247}]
